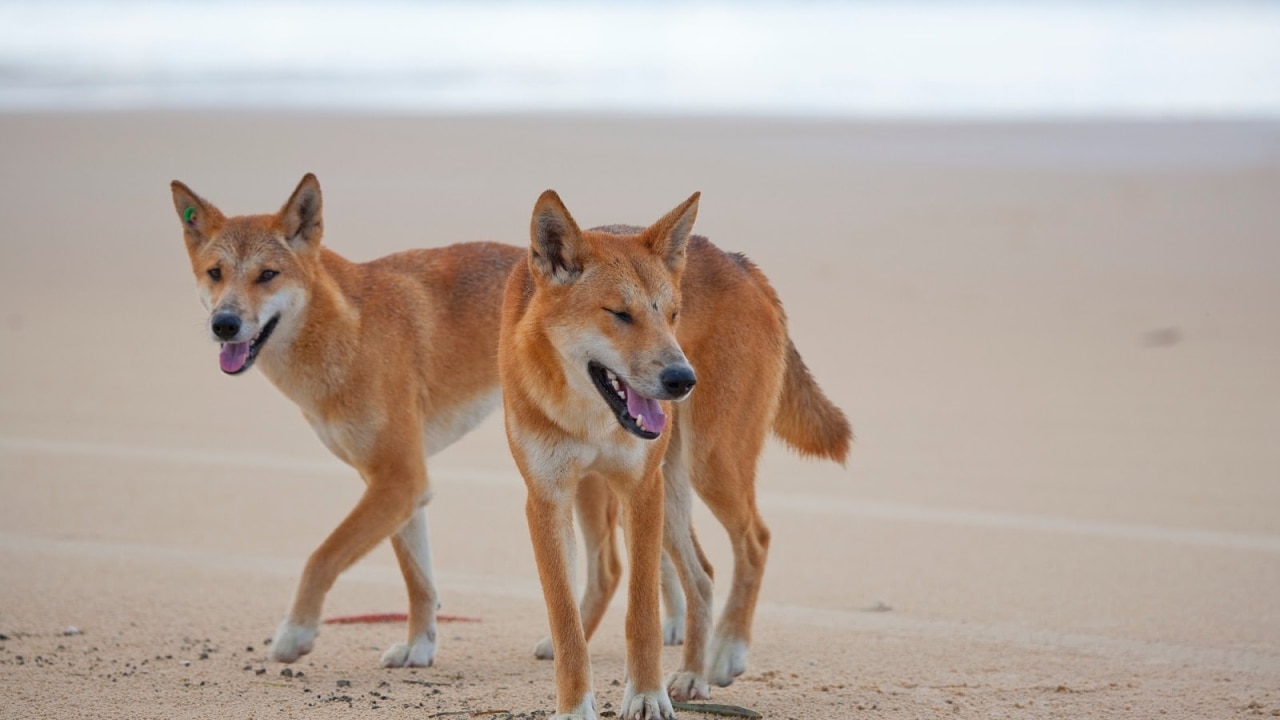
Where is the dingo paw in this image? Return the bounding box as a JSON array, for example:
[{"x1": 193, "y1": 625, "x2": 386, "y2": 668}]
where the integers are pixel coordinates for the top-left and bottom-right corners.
[
  {"x1": 621, "y1": 683, "x2": 674, "y2": 720},
  {"x1": 533, "y1": 635, "x2": 555, "y2": 660},
  {"x1": 269, "y1": 621, "x2": 316, "y2": 663},
  {"x1": 551, "y1": 691, "x2": 597, "y2": 720},
  {"x1": 662, "y1": 615, "x2": 685, "y2": 646},
  {"x1": 380, "y1": 635, "x2": 437, "y2": 668},
  {"x1": 665, "y1": 670, "x2": 710, "y2": 701},
  {"x1": 706, "y1": 636, "x2": 748, "y2": 687}
]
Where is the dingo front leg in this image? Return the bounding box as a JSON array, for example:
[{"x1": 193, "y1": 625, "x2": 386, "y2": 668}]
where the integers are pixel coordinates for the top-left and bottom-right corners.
[
  {"x1": 527, "y1": 485, "x2": 597, "y2": 718},
  {"x1": 536, "y1": 473, "x2": 623, "y2": 661},
  {"x1": 271, "y1": 455, "x2": 424, "y2": 664}
]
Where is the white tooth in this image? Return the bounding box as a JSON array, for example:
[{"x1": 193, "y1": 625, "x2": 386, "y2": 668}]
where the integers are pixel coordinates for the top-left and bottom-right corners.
[{"x1": 636, "y1": 416, "x2": 645, "y2": 430}]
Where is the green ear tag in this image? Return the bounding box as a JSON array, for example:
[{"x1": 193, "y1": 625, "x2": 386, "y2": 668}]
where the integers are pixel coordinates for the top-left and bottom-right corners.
[{"x1": 184, "y1": 206, "x2": 197, "y2": 225}]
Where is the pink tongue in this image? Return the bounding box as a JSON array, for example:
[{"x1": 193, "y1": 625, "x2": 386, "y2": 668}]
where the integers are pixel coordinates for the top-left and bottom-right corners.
[
  {"x1": 219, "y1": 341, "x2": 251, "y2": 373},
  {"x1": 624, "y1": 383, "x2": 667, "y2": 435}
]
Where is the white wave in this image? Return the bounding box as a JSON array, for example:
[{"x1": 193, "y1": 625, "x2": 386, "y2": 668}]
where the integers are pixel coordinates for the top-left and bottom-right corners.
[{"x1": 1, "y1": 0, "x2": 1278, "y2": 116}]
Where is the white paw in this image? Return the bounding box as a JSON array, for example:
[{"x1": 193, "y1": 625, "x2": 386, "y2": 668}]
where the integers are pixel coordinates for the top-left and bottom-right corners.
[
  {"x1": 552, "y1": 691, "x2": 597, "y2": 720},
  {"x1": 665, "y1": 670, "x2": 710, "y2": 701},
  {"x1": 269, "y1": 620, "x2": 316, "y2": 663},
  {"x1": 620, "y1": 682, "x2": 674, "y2": 720},
  {"x1": 662, "y1": 615, "x2": 685, "y2": 646},
  {"x1": 533, "y1": 635, "x2": 555, "y2": 660},
  {"x1": 706, "y1": 637, "x2": 748, "y2": 688},
  {"x1": 380, "y1": 634, "x2": 437, "y2": 668}
]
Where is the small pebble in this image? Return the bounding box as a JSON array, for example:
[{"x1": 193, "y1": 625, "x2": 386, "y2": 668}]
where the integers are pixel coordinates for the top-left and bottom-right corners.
[
  {"x1": 180, "y1": 660, "x2": 191, "y2": 667},
  {"x1": 64, "y1": 626, "x2": 82, "y2": 636}
]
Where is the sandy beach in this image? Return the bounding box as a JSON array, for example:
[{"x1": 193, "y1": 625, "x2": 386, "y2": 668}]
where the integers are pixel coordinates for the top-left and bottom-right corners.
[{"x1": 1, "y1": 113, "x2": 1278, "y2": 719}]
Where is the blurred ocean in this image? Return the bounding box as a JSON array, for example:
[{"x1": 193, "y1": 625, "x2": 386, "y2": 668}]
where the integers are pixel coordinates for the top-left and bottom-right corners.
[{"x1": 1, "y1": 0, "x2": 1279, "y2": 117}]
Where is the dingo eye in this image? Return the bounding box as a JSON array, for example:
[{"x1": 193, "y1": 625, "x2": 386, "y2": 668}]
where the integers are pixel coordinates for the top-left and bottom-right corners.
[
  {"x1": 207, "y1": 267, "x2": 222, "y2": 282},
  {"x1": 258, "y1": 270, "x2": 278, "y2": 283},
  {"x1": 606, "y1": 308, "x2": 633, "y2": 324}
]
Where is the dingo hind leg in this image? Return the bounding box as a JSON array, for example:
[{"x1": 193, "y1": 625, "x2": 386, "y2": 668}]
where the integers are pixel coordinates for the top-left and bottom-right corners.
[
  {"x1": 661, "y1": 416, "x2": 716, "y2": 701},
  {"x1": 688, "y1": 331, "x2": 852, "y2": 688},
  {"x1": 659, "y1": 546, "x2": 688, "y2": 646},
  {"x1": 381, "y1": 505, "x2": 441, "y2": 667},
  {"x1": 681, "y1": 294, "x2": 788, "y2": 690},
  {"x1": 694, "y1": 443, "x2": 772, "y2": 689}
]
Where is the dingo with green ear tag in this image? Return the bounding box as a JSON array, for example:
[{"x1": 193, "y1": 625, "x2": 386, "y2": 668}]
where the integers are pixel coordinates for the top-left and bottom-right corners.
[{"x1": 171, "y1": 174, "x2": 523, "y2": 669}]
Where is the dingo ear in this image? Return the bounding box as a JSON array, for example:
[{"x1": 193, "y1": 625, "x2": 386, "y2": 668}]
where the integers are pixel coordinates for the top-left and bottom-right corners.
[
  {"x1": 530, "y1": 190, "x2": 585, "y2": 284},
  {"x1": 645, "y1": 191, "x2": 700, "y2": 273},
  {"x1": 278, "y1": 173, "x2": 324, "y2": 250},
  {"x1": 170, "y1": 180, "x2": 225, "y2": 247}
]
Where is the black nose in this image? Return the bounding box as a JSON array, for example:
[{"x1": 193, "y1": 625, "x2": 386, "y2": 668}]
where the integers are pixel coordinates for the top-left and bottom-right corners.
[
  {"x1": 660, "y1": 365, "x2": 697, "y2": 397},
  {"x1": 211, "y1": 313, "x2": 242, "y2": 341}
]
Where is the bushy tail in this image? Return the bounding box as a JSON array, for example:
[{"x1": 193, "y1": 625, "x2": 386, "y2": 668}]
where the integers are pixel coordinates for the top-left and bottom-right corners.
[{"x1": 772, "y1": 339, "x2": 852, "y2": 464}]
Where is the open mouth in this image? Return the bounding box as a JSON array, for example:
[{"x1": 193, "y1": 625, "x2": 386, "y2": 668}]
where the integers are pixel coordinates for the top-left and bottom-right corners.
[
  {"x1": 219, "y1": 315, "x2": 279, "y2": 375},
  {"x1": 587, "y1": 361, "x2": 667, "y2": 440}
]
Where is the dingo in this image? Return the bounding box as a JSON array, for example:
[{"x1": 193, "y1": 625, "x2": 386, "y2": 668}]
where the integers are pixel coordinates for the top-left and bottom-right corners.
[
  {"x1": 170, "y1": 174, "x2": 523, "y2": 668},
  {"x1": 499, "y1": 191, "x2": 850, "y2": 718}
]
